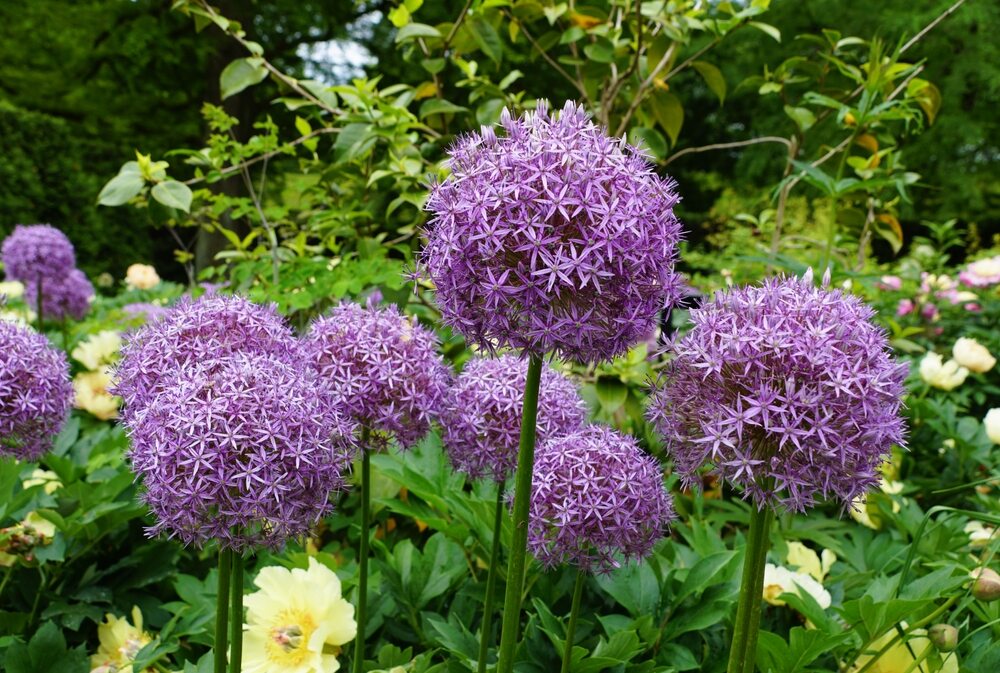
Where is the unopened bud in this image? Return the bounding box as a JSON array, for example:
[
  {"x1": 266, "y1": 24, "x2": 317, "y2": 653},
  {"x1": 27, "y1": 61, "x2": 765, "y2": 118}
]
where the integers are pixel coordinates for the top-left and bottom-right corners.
[
  {"x1": 928, "y1": 624, "x2": 958, "y2": 652},
  {"x1": 971, "y1": 567, "x2": 1000, "y2": 601}
]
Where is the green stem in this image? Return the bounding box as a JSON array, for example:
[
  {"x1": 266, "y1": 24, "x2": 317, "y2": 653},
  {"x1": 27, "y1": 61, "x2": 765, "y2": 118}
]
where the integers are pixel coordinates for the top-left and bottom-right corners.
[
  {"x1": 853, "y1": 597, "x2": 958, "y2": 673},
  {"x1": 495, "y1": 354, "x2": 543, "y2": 673},
  {"x1": 821, "y1": 130, "x2": 858, "y2": 270},
  {"x1": 560, "y1": 570, "x2": 586, "y2": 673},
  {"x1": 353, "y1": 431, "x2": 372, "y2": 673},
  {"x1": 215, "y1": 548, "x2": 233, "y2": 673},
  {"x1": 726, "y1": 505, "x2": 773, "y2": 673},
  {"x1": 35, "y1": 275, "x2": 43, "y2": 333},
  {"x1": 477, "y1": 487, "x2": 506, "y2": 673},
  {"x1": 230, "y1": 553, "x2": 245, "y2": 673}
]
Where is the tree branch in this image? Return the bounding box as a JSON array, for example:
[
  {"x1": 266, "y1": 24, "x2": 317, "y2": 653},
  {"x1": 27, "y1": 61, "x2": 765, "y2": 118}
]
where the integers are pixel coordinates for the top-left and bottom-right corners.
[{"x1": 664, "y1": 136, "x2": 791, "y2": 166}]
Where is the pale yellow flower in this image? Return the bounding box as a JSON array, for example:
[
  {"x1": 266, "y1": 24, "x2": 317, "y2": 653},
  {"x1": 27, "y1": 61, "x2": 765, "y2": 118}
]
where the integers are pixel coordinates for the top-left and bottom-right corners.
[
  {"x1": 0, "y1": 307, "x2": 34, "y2": 326},
  {"x1": 73, "y1": 368, "x2": 121, "y2": 420},
  {"x1": 849, "y1": 626, "x2": 959, "y2": 673},
  {"x1": 23, "y1": 469, "x2": 62, "y2": 494},
  {"x1": 72, "y1": 331, "x2": 122, "y2": 371},
  {"x1": 22, "y1": 511, "x2": 56, "y2": 539},
  {"x1": 985, "y1": 408, "x2": 1000, "y2": 445},
  {"x1": 762, "y1": 563, "x2": 831, "y2": 609},
  {"x1": 125, "y1": 264, "x2": 161, "y2": 290},
  {"x1": 952, "y1": 337, "x2": 996, "y2": 373},
  {"x1": 850, "y1": 479, "x2": 903, "y2": 530},
  {"x1": 243, "y1": 557, "x2": 357, "y2": 673},
  {"x1": 965, "y1": 521, "x2": 997, "y2": 548},
  {"x1": 786, "y1": 542, "x2": 836, "y2": 583},
  {"x1": 90, "y1": 606, "x2": 152, "y2": 673},
  {"x1": 918, "y1": 352, "x2": 968, "y2": 391},
  {"x1": 0, "y1": 280, "x2": 25, "y2": 300}
]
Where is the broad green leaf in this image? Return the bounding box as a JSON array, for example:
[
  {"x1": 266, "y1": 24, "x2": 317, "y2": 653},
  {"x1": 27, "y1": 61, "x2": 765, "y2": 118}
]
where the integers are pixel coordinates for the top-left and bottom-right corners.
[
  {"x1": 97, "y1": 173, "x2": 144, "y2": 207},
  {"x1": 628, "y1": 127, "x2": 667, "y2": 159},
  {"x1": 419, "y1": 98, "x2": 468, "y2": 119},
  {"x1": 784, "y1": 105, "x2": 816, "y2": 131},
  {"x1": 594, "y1": 377, "x2": 628, "y2": 412},
  {"x1": 692, "y1": 61, "x2": 726, "y2": 104},
  {"x1": 676, "y1": 550, "x2": 738, "y2": 603},
  {"x1": 907, "y1": 78, "x2": 941, "y2": 124},
  {"x1": 650, "y1": 90, "x2": 684, "y2": 146},
  {"x1": 395, "y1": 22, "x2": 442, "y2": 43},
  {"x1": 150, "y1": 180, "x2": 193, "y2": 212},
  {"x1": 219, "y1": 57, "x2": 268, "y2": 99},
  {"x1": 468, "y1": 14, "x2": 503, "y2": 63},
  {"x1": 583, "y1": 38, "x2": 615, "y2": 63},
  {"x1": 749, "y1": 21, "x2": 781, "y2": 42}
]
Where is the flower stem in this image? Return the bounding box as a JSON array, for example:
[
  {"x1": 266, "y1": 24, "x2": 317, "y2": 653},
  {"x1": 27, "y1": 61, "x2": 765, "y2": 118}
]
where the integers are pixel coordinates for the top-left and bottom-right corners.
[
  {"x1": 353, "y1": 431, "x2": 372, "y2": 673},
  {"x1": 230, "y1": 552, "x2": 244, "y2": 673},
  {"x1": 35, "y1": 276, "x2": 43, "y2": 333},
  {"x1": 495, "y1": 354, "x2": 543, "y2": 673},
  {"x1": 560, "y1": 569, "x2": 586, "y2": 673},
  {"x1": 477, "y1": 486, "x2": 506, "y2": 673},
  {"x1": 215, "y1": 548, "x2": 232, "y2": 673},
  {"x1": 726, "y1": 505, "x2": 773, "y2": 673}
]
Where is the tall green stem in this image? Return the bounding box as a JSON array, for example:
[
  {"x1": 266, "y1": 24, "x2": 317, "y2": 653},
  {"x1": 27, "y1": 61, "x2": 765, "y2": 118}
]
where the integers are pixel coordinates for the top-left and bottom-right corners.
[
  {"x1": 353, "y1": 429, "x2": 372, "y2": 673},
  {"x1": 726, "y1": 505, "x2": 773, "y2": 673},
  {"x1": 215, "y1": 548, "x2": 233, "y2": 673},
  {"x1": 477, "y1": 487, "x2": 506, "y2": 673},
  {"x1": 35, "y1": 275, "x2": 43, "y2": 333},
  {"x1": 560, "y1": 570, "x2": 586, "y2": 673},
  {"x1": 230, "y1": 553, "x2": 245, "y2": 673},
  {"x1": 495, "y1": 354, "x2": 543, "y2": 673},
  {"x1": 821, "y1": 130, "x2": 858, "y2": 270}
]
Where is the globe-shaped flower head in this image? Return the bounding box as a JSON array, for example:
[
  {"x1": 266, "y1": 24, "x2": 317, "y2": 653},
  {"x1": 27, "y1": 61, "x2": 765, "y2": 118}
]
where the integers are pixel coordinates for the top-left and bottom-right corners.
[
  {"x1": 647, "y1": 270, "x2": 908, "y2": 512},
  {"x1": 528, "y1": 424, "x2": 674, "y2": 573},
  {"x1": 25, "y1": 268, "x2": 94, "y2": 321},
  {"x1": 125, "y1": 352, "x2": 355, "y2": 550},
  {"x1": 441, "y1": 355, "x2": 587, "y2": 482},
  {"x1": 0, "y1": 321, "x2": 73, "y2": 460},
  {"x1": 114, "y1": 294, "x2": 303, "y2": 422},
  {"x1": 421, "y1": 100, "x2": 684, "y2": 363},
  {"x1": 1, "y1": 224, "x2": 76, "y2": 283},
  {"x1": 305, "y1": 300, "x2": 450, "y2": 451}
]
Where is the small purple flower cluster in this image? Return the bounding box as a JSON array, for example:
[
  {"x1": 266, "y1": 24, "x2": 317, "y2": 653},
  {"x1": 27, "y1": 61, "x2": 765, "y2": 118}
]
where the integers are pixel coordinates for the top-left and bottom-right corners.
[
  {"x1": 647, "y1": 270, "x2": 907, "y2": 512},
  {"x1": 305, "y1": 300, "x2": 450, "y2": 451},
  {"x1": 527, "y1": 425, "x2": 674, "y2": 573},
  {"x1": 2, "y1": 225, "x2": 94, "y2": 321},
  {"x1": 116, "y1": 295, "x2": 355, "y2": 550},
  {"x1": 440, "y1": 355, "x2": 586, "y2": 482},
  {"x1": 0, "y1": 321, "x2": 73, "y2": 460},
  {"x1": 421, "y1": 101, "x2": 684, "y2": 363}
]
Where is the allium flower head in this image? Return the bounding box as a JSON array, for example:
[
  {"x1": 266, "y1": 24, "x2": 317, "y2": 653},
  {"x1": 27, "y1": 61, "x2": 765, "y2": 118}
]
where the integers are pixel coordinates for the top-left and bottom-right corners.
[
  {"x1": 1, "y1": 224, "x2": 76, "y2": 282},
  {"x1": 647, "y1": 270, "x2": 907, "y2": 512},
  {"x1": 527, "y1": 424, "x2": 674, "y2": 573},
  {"x1": 440, "y1": 355, "x2": 587, "y2": 482},
  {"x1": 24, "y1": 269, "x2": 94, "y2": 321},
  {"x1": 305, "y1": 301, "x2": 449, "y2": 451},
  {"x1": 114, "y1": 294, "x2": 301, "y2": 417},
  {"x1": 422, "y1": 100, "x2": 684, "y2": 362},
  {"x1": 124, "y1": 352, "x2": 355, "y2": 550},
  {"x1": 0, "y1": 321, "x2": 73, "y2": 460}
]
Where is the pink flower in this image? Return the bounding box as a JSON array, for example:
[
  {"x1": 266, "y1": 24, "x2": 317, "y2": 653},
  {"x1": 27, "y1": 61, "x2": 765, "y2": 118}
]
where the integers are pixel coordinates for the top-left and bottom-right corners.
[
  {"x1": 921, "y1": 303, "x2": 939, "y2": 321},
  {"x1": 878, "y1": 276, "x2": 902, "y2": 291},
  {"x1": 896, "y1": 299, "x2": 915, "y2": 316},
  {"x1": 965, "y1": 303, "x2": 981, "y2": 312}
]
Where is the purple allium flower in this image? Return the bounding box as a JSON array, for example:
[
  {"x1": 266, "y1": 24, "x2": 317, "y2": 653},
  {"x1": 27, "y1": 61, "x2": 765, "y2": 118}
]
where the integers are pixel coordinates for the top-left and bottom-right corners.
[
  {"x1": 0, "y1": 321, "x2": 73, "y2": 460},
  {"x1": 646, "y1": 270, "x2": 908, "y2": 512},
  {"x1": 1, "y1": 224, "x2": 76, "y2": 283},
  {"x1": 527, "y1": 424, "x2": 674, "y2": 573},
  {"x1": 124, "y1": 352, "x2": 356, "y2": 550},
  {"x1": 121, "y1": 302, "x2": 171, "y2": 323},
  {"x1": 421, "y1": 100, "x2": 684, "y2": 363},
  {"x1": 440, "y1": 355, "x2": 587, "y2": 482},
  {"x1": 24, "y1": 269, "x2": 94, "y2": 321},
  {"x1": 114, "y1": 294, "x2": 301, "y2": 418},
  {"x1": 304, "y1": 301, "x2": 450, "y2": 451}
]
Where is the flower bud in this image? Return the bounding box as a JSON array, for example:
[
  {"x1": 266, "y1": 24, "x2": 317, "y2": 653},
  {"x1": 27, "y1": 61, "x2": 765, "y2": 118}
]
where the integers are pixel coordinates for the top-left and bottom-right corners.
[
  {"x1": 928, "y1": 624, "x2": 958, "y2": 652},
  {"x1": 972, "y1": 567, "x2": 1000, "y2": 601}
]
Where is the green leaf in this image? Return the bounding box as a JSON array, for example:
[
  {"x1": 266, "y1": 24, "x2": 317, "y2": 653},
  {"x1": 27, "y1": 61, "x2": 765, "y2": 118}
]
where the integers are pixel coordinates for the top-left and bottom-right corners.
[
  {"x1": 395, "y1": 22, "x2": 442, "y2": 43},
  {"x1": 97, "y1": 172, "x2": 144, "y2": 207},
  {"x1": 784, "y1": 105, "x2": 816, "y2": 131},
  {"x1": 650, "y1": 90, "x2": 684, "y2": 146},
  {"x1": 419, "y1": 98, "x2": 468, "y2": 119},
  {"x1": 583, "y1": 39, "x2": 615, "y2": 63},
  {"x1": 676, "y1": 550, "x2": 738, "y2": 603},
  {"x1": 594, "y1": 377, "x2": 628, "y2": 413},
  {"x1": 907, "y1": 78, "x2": 941, "y2": 124},
  {"x1": 468, "y1": 14, "x2": 503, "y2": 63},
  {"x1": 692, "y1": 61, "x2": 726, "y2": 104},
  {"x1": 749, "y1": 21, "x2": 781, "y2": 42},
  {"x1": 628, "y1": 127, "x2": 667, "y2": 159},
  {"x1": 150, "y1": 180, "x2": 193, "y2": 213},
  {"x1": 219, "y1": 57, "x2": 268, "y2": 99},
  {"x1": 595, "y1": 560, "x2": 660, "y2": 615}
]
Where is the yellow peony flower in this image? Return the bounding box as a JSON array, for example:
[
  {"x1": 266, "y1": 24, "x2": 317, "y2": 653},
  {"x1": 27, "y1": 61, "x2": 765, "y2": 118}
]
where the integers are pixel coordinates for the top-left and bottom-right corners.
[
  {"x1": 125, "y1": 264, "x2": 161, "y2": 291},
  {"x1": 850, "y1": 626, "x2": 959, "y2": 673},
  {"x1": 0, "y1": 281, "x2": 25, "y2": 300},
  {"x1": 74, "y1": 368, "x2": 121, "y2": 420},
  {"x1": 985, "y1": 408, "x2": 1000, "y2": 445},
  {"x1": 952, "y1": 337, "x2": 996, "y2": 374},
  {"x1": 72, "y1": 331, "x2": 122, "y2": 371},
  {"x1": 786, "y1": 542, "x2": 836, "y2": 583},
  {"x1": 918, "y1": 352, "x2": 968, "y2": 391},
  {"x1": 90, "y1": 606, "x2": 152, "y2": 673},
  {"x1": 22, "y1": 511, "x2": 56, "y2": 539},
  {"x1": 243, "y1": 557, "x2": 357, "y2": 673},
  {"x1": 23, "y1": 469, "x2": 62, "y2": 494},
  {"x1": 850, "y1": 479, "x2": 903, "y2": 530},
  {"x1": 762, "y1": 563, "x2": 832, "y2": 609},
  {"x1": 965, "y1": 521, "x2": 997, "y2": 548}
]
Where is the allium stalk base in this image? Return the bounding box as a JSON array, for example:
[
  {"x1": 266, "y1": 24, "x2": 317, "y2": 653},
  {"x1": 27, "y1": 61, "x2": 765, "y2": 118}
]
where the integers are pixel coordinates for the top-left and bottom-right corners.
[
  {"x1": 477, "y1": 487, "x2": 505, "y2": 673},
  {"x1": 560, "y1": 570, "x2": 585, "y2": 673},
  {"x1": 495, "y1": 355, "x2": 543, "y2": 673},
  {"x1": 230, "y1": 553, "x2": 244, "y2": 673},
  {"x1": 215, "y1": 548, "x2": 232, "y2": 673},
  {"x1": 353, "y1": 437, "x2": 372, "y2": 673},
  {"x1": 727, "y1": 505, "x2": 773, "y2": 673}
]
